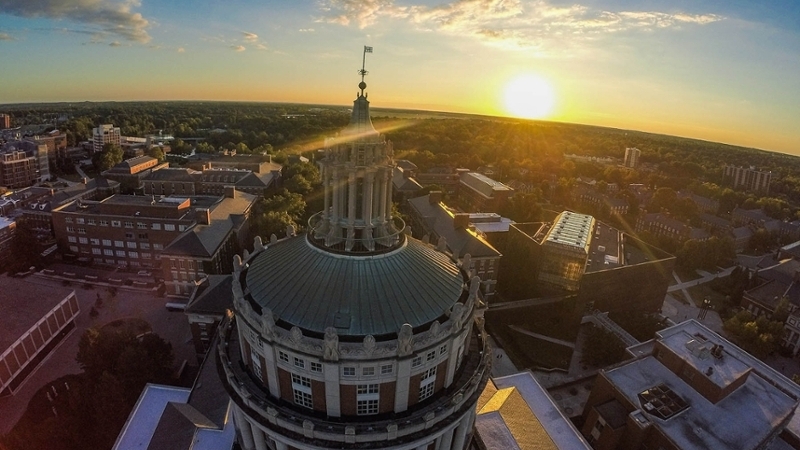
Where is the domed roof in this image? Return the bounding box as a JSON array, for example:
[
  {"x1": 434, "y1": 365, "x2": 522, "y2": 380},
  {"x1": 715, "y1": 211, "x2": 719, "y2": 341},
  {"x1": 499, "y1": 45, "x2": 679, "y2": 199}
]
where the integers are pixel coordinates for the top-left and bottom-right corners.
[{"x1": 244, "y1": 235, "x2": 464, "y2": 337}]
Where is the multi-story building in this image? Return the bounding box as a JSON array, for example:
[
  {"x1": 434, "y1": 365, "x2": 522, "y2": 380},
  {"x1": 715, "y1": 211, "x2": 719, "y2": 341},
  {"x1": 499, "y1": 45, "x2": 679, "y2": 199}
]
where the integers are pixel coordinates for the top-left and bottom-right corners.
[
  {"x1": 0, "y1": 147, "x2": 47, "y2": 188},
  {"x1": 26, "y1": 131, "x2": 68, "y2": 160},
  {"x1": 538, "y1": 211, "x2": 595, "y2": 292},
  {"x1": 581, "y1": 320, "x2": 800, "y2": 449},
  {"x1": 0, "y1": 113, "x2": 10, "y2": 129},
  {"x1": 415, "y1": 167, "x2": 468, "y2": 195},
  {"x1": 216, "y1": 72, "x2": 490, "y2": 450},
  {"x1": 102, "y1": 155, "x2": 167, "y2": 193},
  {"x1": 458, "y1": 172, "x2": 513, "y2": 213},
  {"x1": 623, "y1": 147, "x2": 640, "y2": 168},
  {"x1": 635, "y1": 213, "x2": 710, "y2": 243},
  {"x1": 142, "y1": 166, "x2": 279, "y2": 197},
  {"x1": 408, "y1": 192, "x2": 503, "y2": 299},
  {"x1": 160, "y1": 187, "x2": 257, "y2": 296},
  {"x1": 92, "y1": 123, "x2": 121, "y2": 154},
  {"x1": 51, "y1": 188, "x2": 255, "y2": 286},
  {"x1": 723, "y1": 164, "x2": 772, "y2": 193},
  {"x1": 19, "y1": 177, "x2": 120, "y2": 234}
]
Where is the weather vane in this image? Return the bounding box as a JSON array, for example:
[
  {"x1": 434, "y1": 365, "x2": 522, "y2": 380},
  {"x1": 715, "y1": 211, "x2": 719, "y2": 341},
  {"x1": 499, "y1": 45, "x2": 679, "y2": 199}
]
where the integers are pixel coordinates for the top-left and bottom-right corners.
[{"x1": 359, "y1": 45, "x2": 373, "y2": 94}]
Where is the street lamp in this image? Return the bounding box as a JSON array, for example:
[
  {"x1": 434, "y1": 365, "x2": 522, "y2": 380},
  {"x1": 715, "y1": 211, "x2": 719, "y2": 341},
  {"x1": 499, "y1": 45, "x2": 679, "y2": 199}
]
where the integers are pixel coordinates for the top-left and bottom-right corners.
[{"x1": 697, "y1": 297, "x2": 711, "y2": 320}]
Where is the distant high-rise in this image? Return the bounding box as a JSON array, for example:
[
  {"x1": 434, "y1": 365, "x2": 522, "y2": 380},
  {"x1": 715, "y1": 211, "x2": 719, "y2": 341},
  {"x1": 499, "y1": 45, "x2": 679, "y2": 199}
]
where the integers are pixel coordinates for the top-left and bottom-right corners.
[
  {"x1": 92, "y1": 124, "x2": 121, "y2": 154},
  {"x1": 724, "y1": 164, "x2": 771, "y2": 193},
  {"x1": 0, "y1": 114, "x2": 10, "y2": 129},
  {"x1": 623, "y1": 147, "x2": 641, "y2": 168}
]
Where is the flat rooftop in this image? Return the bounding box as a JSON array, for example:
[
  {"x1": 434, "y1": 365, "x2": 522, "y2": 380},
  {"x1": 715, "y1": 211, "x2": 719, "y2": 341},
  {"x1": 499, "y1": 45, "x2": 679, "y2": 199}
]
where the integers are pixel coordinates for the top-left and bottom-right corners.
[
  {"x1": 605, "y1": 356, "x2": 796, "y2": 450},
  {"x1": 585, "y1": 222, "x2": 621, "y2": 273},
  {"x1": 0, "y1": 276, "x2": 76, "y2": 351}
]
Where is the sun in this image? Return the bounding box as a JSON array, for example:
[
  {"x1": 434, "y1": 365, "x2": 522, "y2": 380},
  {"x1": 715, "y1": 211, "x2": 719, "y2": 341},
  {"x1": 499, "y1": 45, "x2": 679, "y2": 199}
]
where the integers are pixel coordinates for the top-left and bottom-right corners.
[{"x1": 503, "y1": 75, "x2": 556, "y2": 119}]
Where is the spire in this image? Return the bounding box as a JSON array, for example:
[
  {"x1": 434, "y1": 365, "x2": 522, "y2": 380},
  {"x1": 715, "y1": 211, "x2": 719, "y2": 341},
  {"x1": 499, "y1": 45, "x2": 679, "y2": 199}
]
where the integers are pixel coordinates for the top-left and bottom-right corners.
[{"x1": 345, "y1": 45, "x2": 378, "y2": 139}]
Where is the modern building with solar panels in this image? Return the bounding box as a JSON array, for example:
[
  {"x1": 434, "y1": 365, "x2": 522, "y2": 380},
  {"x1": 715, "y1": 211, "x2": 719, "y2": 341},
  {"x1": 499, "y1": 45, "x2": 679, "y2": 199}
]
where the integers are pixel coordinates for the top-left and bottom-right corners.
[{"x1": 216, "y1": 67, "x2": 491, "y2": 450}]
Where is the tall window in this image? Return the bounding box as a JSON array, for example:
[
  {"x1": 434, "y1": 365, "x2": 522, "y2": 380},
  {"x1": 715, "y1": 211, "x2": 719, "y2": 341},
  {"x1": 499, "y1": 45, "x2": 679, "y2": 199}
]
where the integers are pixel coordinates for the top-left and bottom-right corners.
[
  {"x1": 291, "y1": 374, "x2": 313, "y2": 409},
  {"x1": 419, "y1": 367, "x2": 437, "y2": 401},
  {"x1": 357, "y1": 384, "x2": 379, "y2": 415},
  {"x1": 251, "y1": 350, "x2": 262, "y2": 380}
]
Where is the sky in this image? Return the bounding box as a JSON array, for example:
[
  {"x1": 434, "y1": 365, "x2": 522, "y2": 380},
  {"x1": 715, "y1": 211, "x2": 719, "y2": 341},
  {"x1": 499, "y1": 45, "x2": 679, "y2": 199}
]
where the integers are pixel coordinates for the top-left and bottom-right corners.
[{"x1": 0, "y1": 0, "x2": 799, "y2": 155}]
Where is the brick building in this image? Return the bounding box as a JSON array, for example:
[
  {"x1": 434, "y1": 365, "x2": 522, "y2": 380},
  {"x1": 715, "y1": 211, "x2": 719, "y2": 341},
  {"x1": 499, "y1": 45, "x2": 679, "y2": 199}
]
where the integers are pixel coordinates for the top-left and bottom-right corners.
[
  {"x1": 92, "y1": 124, "x2": 121, "y2": 154},
  {"x1": 581, "y1": 320, "x2": 800, "y2": 449},
  {"x1": 458, "y1": 172, "x2": 513, "y2": 213},
  {"x1": 102, "y1": 155, "x2": 168, "y2": 193}
]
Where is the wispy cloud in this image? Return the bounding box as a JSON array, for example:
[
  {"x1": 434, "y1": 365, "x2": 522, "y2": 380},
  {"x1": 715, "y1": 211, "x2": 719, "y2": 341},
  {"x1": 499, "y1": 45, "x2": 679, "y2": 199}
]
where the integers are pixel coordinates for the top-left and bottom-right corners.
[
  {"x1": 242, "y1": 31, "x2": 258, "y2": 42},
  {"x1": 177, "y1": 46, "x2": 185, "y2": 53},
  {"x1": 0, "y1": 32, "x2": 14, "y2": 41},
  {"x1": 231, "y1": 44, "x2": 246, "y2": 52},
  {"x1": 317, "y1": 0, "x2": 723, "y2": 50},
  {"x1": 109, "y1": 40, "x2": 121, "y2": 46},
  {"x1": 299, "y1": 28, "x2": 315, "y2": 33},
  {"x1": 0, "y1": 0, "x2": 151, "y2": 43}
]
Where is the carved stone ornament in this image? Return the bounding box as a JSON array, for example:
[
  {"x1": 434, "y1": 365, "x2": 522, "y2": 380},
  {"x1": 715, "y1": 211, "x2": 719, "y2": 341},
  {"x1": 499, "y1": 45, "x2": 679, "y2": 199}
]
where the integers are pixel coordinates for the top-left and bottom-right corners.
[
  {"x1": 437, "y1": 236, "x2": 448, "y2": 253},
  {"x1": 324, "y1": 327, "x2": 340, "y2": 361},
  {"x1": 398, "y1": 323, "x2": 414, "y2": 356},
  {"x1": 270, "y1": 234, "x2": 278, "y2": 244},
  {"x1": 233, "y1": 254, "x2": 243, "y2": 274},
  {"x1": 461, "y1": 253, "x2": 472, "y2": 274},
  {"x1": 290, "y1": 326, "x2": 303, "y2": 344},
  {"x1": 363, "y1": 334, "x2": 376, "y2": 356},
  {"x1": 429, "y1": 320, "x2": 441, "y2": 337},
  {"x1": 450, "y1": 303, "x2": 465, "y2": 331},
  {"x1": 286, "y1": 225, "x2": 296, "y2": 238},
  {"x1": 260, "y1": 308, "x2": 275, "y2": 338},
  {"x1": 470, "y1": 276, "x2": 481, "y2": 296},
  {"x1": 242, "y1": 249, "x2": 250, "y2": 262},
  {"x1": 253, "y1": 235, "x2": 264, "y2": 252}
]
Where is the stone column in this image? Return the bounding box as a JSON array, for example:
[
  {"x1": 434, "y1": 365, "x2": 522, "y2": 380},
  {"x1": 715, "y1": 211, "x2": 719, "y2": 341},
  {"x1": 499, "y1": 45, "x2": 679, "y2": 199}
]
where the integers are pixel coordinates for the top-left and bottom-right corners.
[
  {"x1": 322, "y1": 170, "x2": 331, "y2": 220},
  {"x1": 234, "y1": 407, "x2": 256, "y2": 450},
  {"x1": 437, "y1": 426, "x2": 454, "y2": 450},
  {"x1": 364, "y1": 172, "x2": 375, "y2": 224},
  {"x1": 325, "y1": 362, "x2": 342, "y2": 417},
  {"x1": 330, "y1": 169, "x2": 339, "y2": 223},
  {"x1": 252, "y1": 426, "x2": 269, "y2": 450},
  {"x1": 451, "y1": 411, "x2": 474, "y2": 450},
  {"x1": 375, "y1": 172, "x2": 385, "y2": 224},
  {"x1": 394, "y1": 358, "x2": 411, "y2": 413},
  {"x1": 384, "y1": 170, "x2": 393, "y2": 221},
  {"x1": 273, "y1": 439, "x2": 288, "y2": 450},
  {"x1": 348, "y1": 171, "x2": 357, "y2": 225}
]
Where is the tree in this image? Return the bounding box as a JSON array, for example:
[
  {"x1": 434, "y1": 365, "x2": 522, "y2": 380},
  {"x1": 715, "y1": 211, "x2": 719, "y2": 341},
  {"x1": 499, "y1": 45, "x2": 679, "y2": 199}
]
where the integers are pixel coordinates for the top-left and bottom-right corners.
[
  {"x1": 724, "y1": 310, "x2": 784, "y2": 358},
  {"x1": 145, "y1": 146, "x2": 165, "y2": 162},
  {"x1": 255, "y1": 211, "x2": 298, "y2": 238},
  {"x1": 91, "y1": 143, "x2": 123, "y2": 171}
]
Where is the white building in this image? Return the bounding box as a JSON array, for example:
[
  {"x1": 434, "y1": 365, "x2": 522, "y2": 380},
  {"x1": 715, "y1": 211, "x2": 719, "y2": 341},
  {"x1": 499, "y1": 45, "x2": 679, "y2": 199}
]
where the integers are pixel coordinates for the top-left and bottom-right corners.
[
  {"x1": 92, "y1": 123, "x2": 121, "y2": 154},
  {"x1": 623, "y1": 147, "x2": 641, "y2": 168}
]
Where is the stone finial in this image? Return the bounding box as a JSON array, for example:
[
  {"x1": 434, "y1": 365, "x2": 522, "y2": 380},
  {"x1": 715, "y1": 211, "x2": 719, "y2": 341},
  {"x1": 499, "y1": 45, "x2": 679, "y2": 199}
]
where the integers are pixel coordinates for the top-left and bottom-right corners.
[
  {"x1": 461, "y1": 253, "x2": 472, "y2": 274},
  {"x1": 260, "y1": 308, "x2": 275, "y2": 338},
  {"x1": 422, "y1": 234, "x2": 430, "y2": 244},
  {"x1": 324, "y1": 327, "x2": 339, "y2": 361},
  {"x1": 270, "y1": 234, "x2": 278, "y2": 244},
  {"x1": 363, "y1": 334, "x2": 376, "y2": 356},
  {"x1": 233, "y1": 254, "x2": 243, "y2": 274},
  {"x1": 404, "y1": 226, "x2": 412, "y2": 236},
  {"x1": 470, "y1": 276, "x2": 481, "y2": 296},
  {"x1": 430, "y1": 320, "x2": 440, "y2": 336},
  {"x1": 437, "y1": 236, "x2": 447, "y2": 253},
  {"x1": 290, "y1": 326, "x2": 303, "y2": 344},
  {"x1": 286, "y1": 225, "x2": 296, "y2": 238},
  {"x1": 398, "y1": 323, "x2": 414, "y2": 356},
  {"x1": 242, "y1": 249, "x2": 250, "y2": 262},
  {"x1": 253, "y1": 235, "x2": 264, "y2": 251},
  {"x1": 450, "y1": 303, "x2": 465, "y2": 330}
]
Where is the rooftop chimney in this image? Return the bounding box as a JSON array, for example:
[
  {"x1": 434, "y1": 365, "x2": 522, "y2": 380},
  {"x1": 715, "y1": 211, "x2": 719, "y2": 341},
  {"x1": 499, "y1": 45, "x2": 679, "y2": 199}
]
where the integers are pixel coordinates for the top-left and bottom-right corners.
[
  {"x1": 429, "y1": 191, "x2": 442, "y2": 205},
  {"x1": 454, "y1": 213, "x2": 470, "y2": 230},
  {"x1": 196, "y1": 208, "x2": 211, "y2": 225},
  {"x1": 224, "y1": 186, "x2": 236, "y2": 199}
]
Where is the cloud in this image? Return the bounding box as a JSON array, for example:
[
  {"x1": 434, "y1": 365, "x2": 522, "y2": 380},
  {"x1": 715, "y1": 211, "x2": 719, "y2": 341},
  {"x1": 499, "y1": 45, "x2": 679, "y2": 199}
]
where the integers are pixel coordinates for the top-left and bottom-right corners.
[
  {"x1": 0, "y1": 32, "x2": 14, "y2": 41},
  {"x1": 299, "y1": 28, "x2": 315, "y2": 32},
  {"x1": 317, "y1": 0, "x2": 723, "y2": 50},
  {"x1": 255, "y1": 43, "x2": 267, "y2": 50},
  {"x1": 109, "y1": 40, "x2": 121, "y2": 46},
  {"x1": 0, "y1": 0, "x2": 151, "y2": 43},
  {"x1": 242, "y1": 31, "x2": 258, "y2": 42},
  {"x1": 177, "y1": 47, "x2": 185, "y2": 53},
  {"x1": 231, "y1": 44, "x2": 246, "y2": 52}
]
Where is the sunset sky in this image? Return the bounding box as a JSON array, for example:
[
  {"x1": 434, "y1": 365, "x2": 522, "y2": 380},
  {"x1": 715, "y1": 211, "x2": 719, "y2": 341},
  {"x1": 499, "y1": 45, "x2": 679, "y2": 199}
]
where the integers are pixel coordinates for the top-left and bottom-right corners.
[{"x1": 0, "y1": 0, "x2": 799, "y2": 155}]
